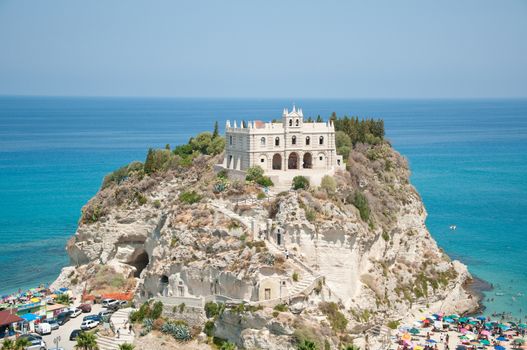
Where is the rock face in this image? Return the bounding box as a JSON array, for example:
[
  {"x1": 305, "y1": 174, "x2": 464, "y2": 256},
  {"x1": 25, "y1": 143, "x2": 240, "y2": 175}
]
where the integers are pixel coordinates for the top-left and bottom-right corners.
[{"x1": 55, "y1": 144, "x2": 479, "y2": 349}]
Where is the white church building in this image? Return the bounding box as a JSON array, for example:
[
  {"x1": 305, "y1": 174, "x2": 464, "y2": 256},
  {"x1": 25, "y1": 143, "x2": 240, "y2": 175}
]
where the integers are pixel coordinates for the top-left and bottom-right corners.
[{"x1": 217, "y1": 106, "x2": 344, "y2": 186}]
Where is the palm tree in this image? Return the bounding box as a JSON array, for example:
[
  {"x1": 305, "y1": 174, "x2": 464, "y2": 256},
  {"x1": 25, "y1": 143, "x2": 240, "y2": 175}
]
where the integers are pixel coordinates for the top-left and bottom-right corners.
[
  {"x1": 118, "y1": 343, "x2": 135, "y2": 350},
  {"x1": 1, "y1": 338, "x2": 31, "y2": 350},
  {"x1": 75, "y1": 332, "x2": 99, "y2": 350}
]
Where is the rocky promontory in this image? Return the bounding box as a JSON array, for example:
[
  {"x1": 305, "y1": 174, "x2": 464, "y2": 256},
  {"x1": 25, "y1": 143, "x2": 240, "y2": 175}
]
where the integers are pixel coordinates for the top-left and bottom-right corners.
[{"x1": 52, "y1": 131, "x2": 479, "y2": 349}]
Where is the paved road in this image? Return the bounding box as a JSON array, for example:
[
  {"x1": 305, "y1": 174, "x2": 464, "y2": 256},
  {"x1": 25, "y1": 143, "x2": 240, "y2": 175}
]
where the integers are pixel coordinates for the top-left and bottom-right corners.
[{"x1": 41, "y1": 304, "x2": 103, "y2": 350}]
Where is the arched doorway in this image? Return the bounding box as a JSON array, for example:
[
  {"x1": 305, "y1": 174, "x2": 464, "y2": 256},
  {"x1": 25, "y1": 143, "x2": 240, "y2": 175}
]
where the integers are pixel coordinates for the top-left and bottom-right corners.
[
  {"x1": 288, "y1": 152, "x2": 299, "y2": 169},
  {"x1": 130, "y1": 250, "x2": 149, "y2": 278},
  {"x1": 272, "y1": 154, "x2": 282, "y2": 170},
  {"x1": 303, "y1": 153, "x2": 312, "y2": 169}
]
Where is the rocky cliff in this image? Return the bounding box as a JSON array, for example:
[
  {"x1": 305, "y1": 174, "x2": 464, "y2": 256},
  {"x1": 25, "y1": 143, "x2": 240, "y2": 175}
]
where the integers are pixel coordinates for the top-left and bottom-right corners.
[{"x1": 52, "y1": 142, "x2": 479, "y2": 349}]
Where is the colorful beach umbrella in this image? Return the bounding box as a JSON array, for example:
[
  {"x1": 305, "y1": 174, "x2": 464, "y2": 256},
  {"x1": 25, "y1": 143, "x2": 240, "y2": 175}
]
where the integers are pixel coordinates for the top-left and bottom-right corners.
[
  {"x1": 460, "y1": 336, "x2": 470, "y2": 340},
  {"x1": 409, "y1": 328, "x2": 420, "y2": 335},
  {"x1": 481, "y1": 330, "x2": 491, "y2": 336},
  {"x1": 494, "y1": 346, "x2": 505, "y2": 350},
  {"x1": 513, "y1": 339, "x2": 526, "y2": 345},
  {"x1": 460, "y1": 317, "x2": 469, "y2": 323},
  {"x1": 402, "y1": 333, "x2": 412, "y2": 341},
  {"x1": 496, "y1": 336, "x2": 508, "y2": 341},
  {"x1": 519, "y1": 323, "x2": 527, "y2": 329},
  {"x1": 481, "y1": 339, "x2": 491, "y2": 346},
  {"x1": 444, "y1": 318, "x2": 455, "y2": 323},
  {"x1": 426, "y1": 339, "x2": 437, "y2": 344}
]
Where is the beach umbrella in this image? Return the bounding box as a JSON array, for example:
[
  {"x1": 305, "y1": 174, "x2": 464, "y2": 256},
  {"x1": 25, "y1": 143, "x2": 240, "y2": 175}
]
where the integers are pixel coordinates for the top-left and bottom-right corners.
[
  {"x1": 496, "y1": 336, "x2": 508, "y2": 342},
  {"x1": 494, "y1": 346, "x2": 505, "y2": 350},
  {"x1": 444, "y1": 318, "x2": 455, "y2": 323},
  {"x1": 461, "y1": 328, "x2": 469, "y2": 334},
  {"x1": 426, "y1": 339, "x2": 437, "y2": 344},
  {"x1": 481, "y1": 340, "x2": 491, "y2": 346},
  {"x1": 481, "y1": 330, "x2": 491, "y2": 336},
  {"x1": 518, "y1": 323, "x2": 526, "y2": 329},
  {"x1": 409, "y1": 328, "x2": 420, "y2": 335},
  {"x1": 20, "y1": 313, "x2": 39, "y2": 322},
  {"x1": 414, "y1": 346, "x2": 423, "y2": 350},
  {"x1": 469, "y1": 321, "x2": 479, "y2": 325},
  {"x1": 498, "y1": 324, "x2": 510, "y2": 330},
  {"x1": 402, "y1": 333, "x2": 412, "y2": 341},
  {"x1": 513, "y1": 339, "x2": 525, "y2": 345},
  {"x1": 460, "y1": 317, "x2": 469, "y2": 323},
  {"x1": 460, "y1": 336, "x2": 470, "y2": 340},
  {"x1": 449, "y1": 314, "x2": 460, "y2": 319},
  {"x1": 477, "y1": 316, "x2": 487, "y2": 321}
]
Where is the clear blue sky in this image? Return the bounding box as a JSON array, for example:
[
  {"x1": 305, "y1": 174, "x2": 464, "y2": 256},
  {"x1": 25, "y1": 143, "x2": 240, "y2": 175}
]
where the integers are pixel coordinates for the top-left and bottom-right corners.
[{"x1": 0, "y1": 0, "x2": 526, "y2": 98}]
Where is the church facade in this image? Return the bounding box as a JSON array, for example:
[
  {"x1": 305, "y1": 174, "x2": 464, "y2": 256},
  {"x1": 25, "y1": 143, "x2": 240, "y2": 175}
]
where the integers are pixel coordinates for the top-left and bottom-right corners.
[{"x1": 219, "y1": 106, "x2": 344, "y2": 178}]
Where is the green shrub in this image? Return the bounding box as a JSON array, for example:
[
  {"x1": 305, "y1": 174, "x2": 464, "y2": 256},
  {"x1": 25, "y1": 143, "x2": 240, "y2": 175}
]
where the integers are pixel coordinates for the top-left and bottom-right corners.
[
  {"x1": 246, "y1": 166, "x2": 265, "y2": 183},
  {"x1": 318, "y1": 302, "x2": 348, "y2": 333},
  {"x1": 153, "y1": 199, "x2": 161, "y2": 208},
  {"x1": 320, "y1": 175, "x2": 336, "y2": 194},
  {"x1": 305, "y1": 208, "x2": 316, "y2": 222},
  {"x1": 179, "y1": 191, "x2": 202, "y2": 204},
  {"x1": 274, "y1": 304, "x2": 288, "y2": 312},
  {"x1": 257, "y1": 191, "x2": 266, "y2": 200},
  {"x1": 349, "y1": 191, "x2": 370, "y2": 222},
  {"x1": 102, "y1": 161, "x2": 144, "y2": 189},
  {"x1": 204, "y1": 320, "x2": 215, "y2": 337},
  {"x1": 387, "y1": 320, "x2": 400, "y2": 329},
  {"x1": 135, "y1": 192, "x2": 147, "y2": 205},
  {"x1": 161, "y1": 321, "x2": 192, "y2": 341},
  {"x1": 205, "y1": 302, "x2": 220, "y2": 318},
  {"x1": 257, "y1": 176, "x2": 274, "y2": 187},
  {"x1": 272, "y1": 311, "x2": 279, "y2": 317},
  {"x1": 297, "y1": 340, "x2": 318, "y2": 350},
  {"x1": 220, "y1": 342, "x2": 237, "y2": 350},
  {"x1": 292, "y1": 272, "x2": 299, "y2": 282},
  {"x1": 292, "y1": 176, "x2": 310, "y2": 190},
  {"x1": 382, "y1": 231, "x2": 390, "y2": 241},
  {"x1": 150, "y1": 301, "x2": 163, "y2": 319}
]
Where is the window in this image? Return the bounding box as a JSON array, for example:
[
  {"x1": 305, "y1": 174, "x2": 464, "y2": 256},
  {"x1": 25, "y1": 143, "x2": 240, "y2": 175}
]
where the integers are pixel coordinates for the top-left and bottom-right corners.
[
  {"x1": 306, "y1": 136, "x2": 310, "y2": 145},
  {"x1": 319, "y1": 136, "x2": 324, "y2": 145},
  {"x1": 275, "y1": 137, "x2": 280, "y2": 146},
  {"x1": 260, "y1": 137, "x2": 266, "y2": 146},
  {"x1": 292, "y1": 136, "x2": 296, "y2": 145},
  {"x1": 261, "y1": 158, "x2": 265, "y2": 163},
  {"x1": 229, "y1": 136, "x2": 233, "y2": 145},
  {"x1": 319, "y1": 156, "x2": 323, "y2": 161},
  {"x1": 289, "y1": 119, "x2": 293, "y2": 126},
  {"x1": 295, "y1": 119, "x2": 299, "y2": 126}
]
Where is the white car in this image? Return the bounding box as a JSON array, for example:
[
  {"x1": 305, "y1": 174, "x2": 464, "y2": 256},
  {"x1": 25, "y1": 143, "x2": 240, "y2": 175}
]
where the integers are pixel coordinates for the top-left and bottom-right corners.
[
  {"x1": 35, "y1": 322, "x2": 51, "y2": 335},
  {"x1": 70, "y1": 308, "x2": 82, "y2": 318},
  {"x1": 80, "y1": 319, "x2": 99, "y2": 330},
  {"x1": 101, "y1": 298, "x2": 119, "y2": 307}
]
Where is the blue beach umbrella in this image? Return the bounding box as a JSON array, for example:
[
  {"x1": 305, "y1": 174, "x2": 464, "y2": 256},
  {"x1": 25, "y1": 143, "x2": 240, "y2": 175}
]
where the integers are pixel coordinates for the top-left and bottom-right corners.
[
  {"x1": 426, "y1": 339, "x2": 437, "y2": 344},
  {"x1": 496, "y1": 336, "x2": 508, "y2": 341},
  {"x1": 494, "y1": 346, "x2": 505, "y2": 350},
  {"x1": 477, "y1": 316, "x2": 487, "y2": 321}
]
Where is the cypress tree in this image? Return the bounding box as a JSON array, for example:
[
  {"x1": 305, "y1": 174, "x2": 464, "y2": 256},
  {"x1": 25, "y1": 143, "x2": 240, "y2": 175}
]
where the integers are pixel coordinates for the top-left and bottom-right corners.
[{"x1": 213, "y1": 121, "x2": 219, "y2": 139}]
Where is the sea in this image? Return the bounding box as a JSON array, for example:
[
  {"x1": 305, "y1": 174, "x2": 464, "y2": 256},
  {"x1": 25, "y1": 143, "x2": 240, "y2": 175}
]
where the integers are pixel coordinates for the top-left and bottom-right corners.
[{"x1": 0, "y1": 97, "x2": 526, "y2": 319}]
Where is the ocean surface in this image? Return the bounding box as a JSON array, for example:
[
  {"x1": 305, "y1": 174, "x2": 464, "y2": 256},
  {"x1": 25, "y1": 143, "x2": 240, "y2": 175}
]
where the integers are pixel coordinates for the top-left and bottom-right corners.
[{"x1": 0, "y1": 97, "x2": 526, "y2": 318}]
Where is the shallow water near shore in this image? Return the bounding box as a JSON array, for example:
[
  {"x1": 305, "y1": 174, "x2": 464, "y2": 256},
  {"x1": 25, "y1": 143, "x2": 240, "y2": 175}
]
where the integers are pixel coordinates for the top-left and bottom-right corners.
[{"x1": 0, "y1": 97, "x2": 526, "y2": 318}]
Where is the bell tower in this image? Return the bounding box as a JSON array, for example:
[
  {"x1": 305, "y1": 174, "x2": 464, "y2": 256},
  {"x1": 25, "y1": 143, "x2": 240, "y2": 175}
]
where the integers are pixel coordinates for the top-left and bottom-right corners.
[{"x1": 282, "y1": 104, "x2": 303, "y2": 129}]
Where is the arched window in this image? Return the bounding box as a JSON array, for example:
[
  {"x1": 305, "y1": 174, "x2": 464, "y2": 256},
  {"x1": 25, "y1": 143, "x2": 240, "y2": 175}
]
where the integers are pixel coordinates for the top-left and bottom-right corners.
[
  {"x1": 306, "y1": 136, "x2": 310, "y2": 145},
  {"x1": 275, "y1": 137, "x2": 280, "y2": 146},
  {"x1": 260, "y1": 137, "x2": 266, "y2": 146},
  {"x1": 295, "y1": 119, "x2": 299, "y2": 126},
  {"x1": 289, "y1": 119, "x2": 293, "y2": 126},
  {"x1": 229, "y1": 136, "x2": 233, "y2": 145},
  {"x1": 319, "y1": 136, "x2": 324, "y2": 145},
  {"x1": 292, "y1": 136, "x2": 297, "y2": 145}
]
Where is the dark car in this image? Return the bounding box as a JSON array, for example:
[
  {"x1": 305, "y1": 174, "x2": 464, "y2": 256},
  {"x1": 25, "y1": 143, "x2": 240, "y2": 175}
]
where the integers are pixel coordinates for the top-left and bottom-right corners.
[
  {"x1": 56, "y1": 312, "x2": 71, "y2": 325},
  {"x1": 78, "y1": 303, "x2": 92, "y2": 313},
  {"x1": 82, "y1": 314, "x2": 102, "y2": 322},
  {"x1": 69, "y1": 329, "x2": 84, "y2": 341}
]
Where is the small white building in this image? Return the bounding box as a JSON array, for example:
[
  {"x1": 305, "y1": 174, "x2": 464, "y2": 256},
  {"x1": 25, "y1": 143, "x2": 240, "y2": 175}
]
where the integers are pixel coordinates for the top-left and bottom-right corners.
[{"x1": 217, "y1": 106, "x2": 344, "y2": 186}]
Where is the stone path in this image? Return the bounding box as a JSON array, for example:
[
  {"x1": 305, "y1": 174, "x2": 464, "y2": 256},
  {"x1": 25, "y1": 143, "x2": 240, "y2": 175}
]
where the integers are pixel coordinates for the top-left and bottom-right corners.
[{"x1": 96, "y1": 308, "x2": 135, "y2": 350}]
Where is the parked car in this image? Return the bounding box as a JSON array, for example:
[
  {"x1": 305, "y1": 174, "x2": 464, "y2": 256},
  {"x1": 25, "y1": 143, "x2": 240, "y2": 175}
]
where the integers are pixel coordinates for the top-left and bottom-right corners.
[
  {"x1": 118, "y1": 300, "x2": 128, "y2": 306},
  {"x1": 102, "y1": 298, "x2": 119, "y2": 308},
  {"x1": 69, "y1": 329, "x2": 84, "y2": 340},
  {"x1": 83, "y1": 314, "x2": 102, "y2": 322},
  {"x1": 99, "y1": 309, "x2": 113, "y2": 318},
  {"x1": 69, "y1": 308, "x2": 82, "y2": 318},
  {"x1": 35, "y1": 322, "x2": 51, "y2": 335},
  {"x1": 56, "y1": 312, "x2": 71, "y2": 325},
  {"x1": 19, "y1": 334, "x2": 46, "y2": 349},
  {"x1": 47, "y1": 318, "x2": 60, "y2": 330},
  {"x1": 80, "y1": 319, "x2": 99, "y2": 330},
  {"x1": 78, "y1": 303, "x2": 92, "y2": 313}
]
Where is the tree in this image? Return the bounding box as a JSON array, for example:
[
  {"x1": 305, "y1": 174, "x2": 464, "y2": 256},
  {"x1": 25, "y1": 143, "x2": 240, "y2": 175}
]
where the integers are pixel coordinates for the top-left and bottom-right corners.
[
  {"x1": 165, "y1": 143, "x2": 171, "y2": 150},
  {"x1": 320, "y1": 175, "x2": 337, "y2": 195},
  {"x1": 292, "y1": 176, "x2": 310, "y2": 190},
  {"x1": 335, "y1": 130, "x2": 352, "y2": 160},
  {"x1": 118, "y1": 344, "x2": 135, "y2": 350},
  {"x1": 143, "y1": 148, "x2": 155, "y2": 174},
  {"x1": 316, "y1": 115, "x2": 323, "y2": 122},
  {"x1": 298, "y1": 340, "x2": 318, "y2": 350},
  {"x1": 213, "y1": 121, "x2": 219, "y2": 138},
  {"x1": 55, "y1": 292, "x2": 71, "y2": 305},
  {"x1": 1, "y1": 338, "x2": 31, "y2": 350},
  {"x1": 75, "y1": 331, "x2": 99, "y2": 350},
  {"x1": 245, "y1": 166, "x2": 265, "y2": 183}
]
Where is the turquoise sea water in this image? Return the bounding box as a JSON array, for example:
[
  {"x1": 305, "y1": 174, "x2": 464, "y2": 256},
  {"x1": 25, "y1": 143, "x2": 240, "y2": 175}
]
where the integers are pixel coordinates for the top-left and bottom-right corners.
[{"x1": 0, "y1": 97, "x2": 526, "y2": 318}]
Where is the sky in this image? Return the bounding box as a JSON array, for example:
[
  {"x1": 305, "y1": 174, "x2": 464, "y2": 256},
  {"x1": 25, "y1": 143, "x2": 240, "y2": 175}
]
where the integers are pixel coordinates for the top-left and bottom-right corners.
[{"x1": 0, "y1": 0, "x2": 526, "y2": 98}]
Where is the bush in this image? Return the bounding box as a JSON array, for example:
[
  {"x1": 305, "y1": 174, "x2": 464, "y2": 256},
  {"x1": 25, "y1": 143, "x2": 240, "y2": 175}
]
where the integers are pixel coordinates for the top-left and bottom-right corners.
[
  {"x1": 257, "y1": 191, "x2": 266, "y2": 200},
  {"x1": 220, "y1": 342, "x2": 237, "y2": 350},
  {"x1": 150, "y1": 301, "x2": 163, "y2": 319},
  {"x1": 161, "y1": 321, "x2": 192, "y2": 341},
  {"x1": 387, "y1": 320, "x2": 400, "y2": 329},
  {"x1": 257, "y1": 176, "x2": 274, "y2": 187},
  {"x1": 179, "y1": 191, "x2": 202, "y2": 204},
  {"x1": 292, "y1": 272, "x2": 299, "y2": 282},
  {"x1": 272, "y1": 311, "x2": 279, "y2": 318},
  {"x1": 153, "y1": 199, "x2": 161, "y2": 208},
  {"x1": 246, "y1": 166, "x2": 265, "y2": 182},
  {"x1": 297, "y1": 340, "x2": 318, "y2": 350},
  {"x1": 102, "y1": 161, "x2": 144, "y2": 189},
  {"x1": 204, "y1": 320, "x2": 215, "y2": 337},
  {"x1": 274, "y1": 304, "x2": 288, "y2": 312},
  {"x1": 205, "y1": 302, "x2": 220, "y2": 318},
  {"x1": 320, "y1": 175, "x2": 336, "y2": 194},
  {"x1": 292, "y1": 176, "x2": 310, "y2": 190},
  {"x1": 348, "y1": 191, "x2": 370, "y2": 222},
  {"x1": 318, "y1": 302, "x2": 348, "y2": 333},
  {"x1": 382, "y1": 231, "x2": 390, "y2": 241}
]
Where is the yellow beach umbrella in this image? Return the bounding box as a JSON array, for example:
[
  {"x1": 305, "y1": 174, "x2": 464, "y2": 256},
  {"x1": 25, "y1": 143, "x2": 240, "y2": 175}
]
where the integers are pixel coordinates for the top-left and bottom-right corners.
[
  {"x1": 415, "y1": 346, "x2": 423, "y2": 350},
  {"x1": 30, "y1": 297, "x2": 40, "y2": 303},
  {"x1": 402, "y1": 333, "x2": 412, "y2": 341}
]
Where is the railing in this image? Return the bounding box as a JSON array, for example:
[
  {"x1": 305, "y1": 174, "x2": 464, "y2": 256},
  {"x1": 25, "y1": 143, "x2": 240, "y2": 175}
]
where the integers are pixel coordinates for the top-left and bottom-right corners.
[{"x1": 248, "y1": 275, "x2": 324, "y2": 308}]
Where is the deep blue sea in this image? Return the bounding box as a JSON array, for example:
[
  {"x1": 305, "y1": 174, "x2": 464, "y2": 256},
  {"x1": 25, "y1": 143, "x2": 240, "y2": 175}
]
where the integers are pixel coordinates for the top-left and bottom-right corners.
[{"x1": 0, "y1": 97, "x2": 526, "y2": 318}]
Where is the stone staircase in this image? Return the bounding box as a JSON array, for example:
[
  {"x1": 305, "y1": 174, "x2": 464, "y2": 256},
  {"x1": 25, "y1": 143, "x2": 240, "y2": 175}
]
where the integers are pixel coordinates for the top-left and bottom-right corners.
[
  {"x1": 289, "y1": 274, "x2": 317, "y2": 295},
  {"x1": 96, "y1": 308, "x2": 135, "y2": 350}
]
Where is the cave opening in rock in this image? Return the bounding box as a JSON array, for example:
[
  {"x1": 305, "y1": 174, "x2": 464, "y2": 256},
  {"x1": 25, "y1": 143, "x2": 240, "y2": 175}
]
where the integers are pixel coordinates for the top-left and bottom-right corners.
[
  {"x1": 160, "y1": 275, "x2": 169, "y2": 284},
  {"x1": 130, "y1": 250, "x2": 149, "y2": 278}
]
